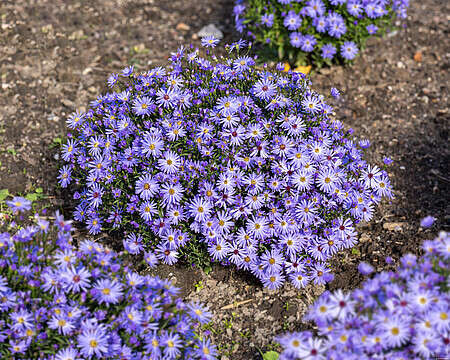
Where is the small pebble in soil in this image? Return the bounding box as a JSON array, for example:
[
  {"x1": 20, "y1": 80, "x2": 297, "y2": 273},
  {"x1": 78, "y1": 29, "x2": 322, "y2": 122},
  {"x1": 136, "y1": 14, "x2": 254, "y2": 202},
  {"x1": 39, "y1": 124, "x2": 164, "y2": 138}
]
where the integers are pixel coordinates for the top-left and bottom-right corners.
[{"x1": 197, "y1": 24, "x2": 223, "y2": 39}]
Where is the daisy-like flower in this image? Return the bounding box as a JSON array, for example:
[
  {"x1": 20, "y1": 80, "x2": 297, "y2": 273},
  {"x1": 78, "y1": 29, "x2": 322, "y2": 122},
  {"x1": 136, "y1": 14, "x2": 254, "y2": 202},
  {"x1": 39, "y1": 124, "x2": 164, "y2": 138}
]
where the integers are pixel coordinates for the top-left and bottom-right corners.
[
  {"x1": 194, "y1": 338, "x2": 218, "y2": 360},
  {"x1": 262, "y1": 271, "x2": 285, "y2": 290},
  {"x1": 161, "y1": 183, "x2": 184, "y2": 206},
  {"x1": 6, "y1": 196, "x2": 32, "y2": 213},
  {"x1": 139, "y1": 200, "x2": 158, "y2": 222},
  {"x1": 135, "y1": 174, "x2": 160, "y2": 200},
  {"x1": 289, "y1": 271, "x2": 310, "y2": 289},
  {"x1": 201, "y1": 35, "x2": 220, "y2": 48},
  {"x1": 252, "y1": 78, "x2": 276, "y2": 101},
  {"x1": 141, "y1": 133, "x2": 164, "y2": 158},
  {"x1": 321, "y1": 43, "x2": 337, "y2": 59},
  {"x1": 208, "y1": 238, "x2": 230, "y2": 261},
  {"x1": 247, "y1": 216, "x2": 269, "y2": 240},
  {"x1": 157, "y1": 150, "x2": 181, "y2": 174},
  {"x1": 62, "y1": 265, "x2": 91, "y2": 293},
  {"x1": 189, "y1": 197, "x2": 212, "y2": 223},
  {"x1": 10, "y1": 309, "x2": 34, "y2": 331},
  {"x1": 55, "y1": 347, "x2": 79, "y2": 360},
  {"x1": 340, "y1": 41, "x2": 359, "y2": 60},
  {"x1": 380, "y1": 316, "x2": 411, "y2": 349},
  {"x1": 132, "y1": 96, "x2": 154, "y2": 116},
  {"x1": 216, "y1": 96, "x2": 240, "y2": 116},
  {"x1": 260, "y1": 249, "x2": 284, "y2": 275},
  {"x1": 49, "y1": 315, "x2": 75, "y2": 335},
  {"x1": 93, "y1": 279, "x2": 123, "y2": 305},
  {"x1": 283, "y1": 10, "x2": 302, "y2": 30},
  {"x1": 77, "y1": 325, "x2": 109, "y2": 358},
  {"x1": 302, "y1": 94, "x2": 322, "y2": 114},
  {"x1": 187, "y1": 302, "x2": 212, "y2": 324},
  {"x1": 58, "y1": 165, "x2": 72, "y2": 188},
  {"x1": 156, "y1": 244, "x2": 179, "y2": 265},
  {"x1": 156, "y1": 88, "x2": 179, "y2": 109}
]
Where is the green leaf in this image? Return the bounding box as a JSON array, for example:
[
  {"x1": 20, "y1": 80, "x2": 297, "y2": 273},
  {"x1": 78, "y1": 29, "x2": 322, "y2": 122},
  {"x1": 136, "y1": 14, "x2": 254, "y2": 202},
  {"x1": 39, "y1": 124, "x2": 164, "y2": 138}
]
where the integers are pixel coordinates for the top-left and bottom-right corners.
[
  {"x1": 204, "y1": 265, "x2": 212, "y2": 275},
  {"x1": 35, "y1": 187, "x2": 43, "y2": 194},
  {"x1": 263, "y1": 351, "x2": 279, "y2": 360},
  {"x1": 0, "y1": 189, "x2": 9, "y2": 201},
  {"x1": 25, "y1": 193, "x2": 38, "y2": 202}
]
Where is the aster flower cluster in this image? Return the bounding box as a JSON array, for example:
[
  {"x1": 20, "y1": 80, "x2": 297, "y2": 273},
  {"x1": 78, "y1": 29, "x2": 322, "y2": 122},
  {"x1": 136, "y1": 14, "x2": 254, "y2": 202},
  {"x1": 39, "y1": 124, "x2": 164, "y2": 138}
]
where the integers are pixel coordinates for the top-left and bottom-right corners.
[
  {"x1": 0, "y1": 200, "x2": 216, "y2": 359},
  {"x1": 277, "y1": 231, "x2": 450, "y2": 359},
  {"x1": 233, "y1": 0, "x2": 409, "y2": 66},
  {"x1": 59, "y1": 40, "x2": 393, "y2": 289}
]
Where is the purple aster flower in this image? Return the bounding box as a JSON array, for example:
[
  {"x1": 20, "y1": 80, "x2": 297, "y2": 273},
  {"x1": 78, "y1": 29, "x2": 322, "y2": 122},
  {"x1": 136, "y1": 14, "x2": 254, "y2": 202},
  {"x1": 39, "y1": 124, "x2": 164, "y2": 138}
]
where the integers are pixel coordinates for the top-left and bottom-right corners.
[
  {"x1": 201, "y1": 35, "x2": 220, "y2": 48},
  {"x1": 157, "y1": 150, "x2": 181, "y2": 175},
  {"x1": 340, "y1": 41, "x2": 359, "y2": 60},
  {"x1": 139, "y1": 200, "x2": 158, "y2": 222},
  {"x1": 77, "y1": 325, "x2": 109, "y2": 358},
  {"x1": 132, "y1": 96, "x2": 154, "y2": 117},
  {"x1": 156, "y1": 88, "x2": 179, "y2": 109},
  {"x1": 330, "y1": 87, "x2": 340, "y2": 99},
  {"x1": 58, "y1": 165, "x2": 72, "y2": 188},
  {"x1": 359, "y1": 139, "x2": 371, "y2": 148},
  {"x1": 135, "y1": 174, "x2": 160, "y2": 200},
  {"x1": 121, "y1": 65, "x2": 134, "y2": 77},
  {"x1": 289, "y1": 32, "x2": 303, "y2": 48},
  {"x1": 283, "y1": 11, "x2": 302, "y2": 30},
  {"x1": 358, "y1": 261, "x2": 374, "y2": 275},
  {"x1": 55, "y1": 347, "x2": 79, "y2": 360},
  {"x1": 327, "y1": 16, "x2": 347, "y2": 38},
  {"x1": 6, "y1": 197, "x2": 32, "y2": 213},
  {"x1": 367, "y1": 23, "x2": 379, "y2": 34},
  {"x1": 420, "y1": 216, "x2": 435, "y2": 228},
  {"x1": 261, "y1": 13, "x2": 274, "y2": 27},
  {"x1": 252, "y1": 78, "x2": 277, "y2": 101},
  {"x1": 321, "y1": 43, "x2": 337, "y2": 59},
  {"x1": 187, "y1": 302, "x2": 212, "y2": 324},
  {"x1": 93, "y1": 278, "x2": 123, "y2": 305},
  {"x1": 301, "y1": 34, "x2": 317, "y2": 52},
  {"x1": 262, "y1": 271, "x2": 285, "y2": 290},
  {"x1": 155, "y1": 244, "x2": 179, "y2": 265},
  {"x1": 107, "y1": 73, "x2": 118, "y2": 87},
  {"x1": 144, "y1": 251, "x2": 159, "y2": 268},
  {"x1": 62, "y1": 265, "x2": 91, "y2": 293}
]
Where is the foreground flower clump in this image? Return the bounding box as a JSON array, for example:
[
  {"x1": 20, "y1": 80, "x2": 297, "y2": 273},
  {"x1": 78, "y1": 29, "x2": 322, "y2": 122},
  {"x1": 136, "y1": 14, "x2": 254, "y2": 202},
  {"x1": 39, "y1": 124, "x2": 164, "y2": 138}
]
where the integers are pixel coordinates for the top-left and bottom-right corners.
[
  {"x1": 0, "y1": 198, "x2": 216, "y2": 359},
  {"x1": 277, "y1": 231, "x2": 450, "y2": 359},
  {"x1": 59, "y1": 40, "x2": 393, "y2": 289},
  {"x1": 233, "y1": 0, "x2": 409, "y2": 66}
]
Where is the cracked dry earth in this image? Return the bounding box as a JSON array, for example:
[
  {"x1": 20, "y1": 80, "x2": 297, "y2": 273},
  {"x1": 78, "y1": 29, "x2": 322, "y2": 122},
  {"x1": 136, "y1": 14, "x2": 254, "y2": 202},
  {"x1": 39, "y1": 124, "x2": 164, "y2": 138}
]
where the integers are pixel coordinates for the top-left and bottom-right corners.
[{"x1": 0, "y1": 0, "x2": 449, "y2": 358}]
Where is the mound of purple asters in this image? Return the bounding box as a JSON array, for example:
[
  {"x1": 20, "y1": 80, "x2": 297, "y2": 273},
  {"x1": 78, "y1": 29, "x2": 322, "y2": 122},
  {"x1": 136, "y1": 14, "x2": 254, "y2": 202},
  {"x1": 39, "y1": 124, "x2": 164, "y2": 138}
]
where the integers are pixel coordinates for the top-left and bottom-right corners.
[
  {"x1": 0, "y1": 201, "x2": 216, "y2": 359},
  {"x1": 59, "y1": 41, "x2": 393, "y2": 290},
  {"x1": 276, "y1": 231, "x2": 450, "y2": 359},
  {"x1": 234, "y1": 0, "x2": 409, "y2": 66}
]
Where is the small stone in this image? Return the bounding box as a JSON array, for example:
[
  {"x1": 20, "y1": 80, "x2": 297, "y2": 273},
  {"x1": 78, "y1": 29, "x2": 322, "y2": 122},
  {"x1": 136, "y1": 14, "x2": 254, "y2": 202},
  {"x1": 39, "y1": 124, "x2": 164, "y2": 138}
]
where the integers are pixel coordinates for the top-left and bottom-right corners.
[
  {"x1": 69, "y1": 29, "x2": 85, "y2": 40},
  {"x1": 176, "y1": 22, "x2": 190, "y2": 31},
  {"x1": 61, "y1": 98, "x2": 76, "y2": 108},
  {"x1": 197, "y1": 24, "x2": 223, "y2": 39},
  {"x1": 396, "y1": 61, "x2": 405, "y2": 69},
  {"x1": 383, "y1": 222, "x2": 406, "y2": 231},
  {"x1": 387, "y1": 30, "x2": 398, "y2": 38},
  {"x1": 359, "y1": 233, "x2": 370, "y2": 243},
  {"x1": 413, "y1": 51, "x2": 422, "y2": 62}
]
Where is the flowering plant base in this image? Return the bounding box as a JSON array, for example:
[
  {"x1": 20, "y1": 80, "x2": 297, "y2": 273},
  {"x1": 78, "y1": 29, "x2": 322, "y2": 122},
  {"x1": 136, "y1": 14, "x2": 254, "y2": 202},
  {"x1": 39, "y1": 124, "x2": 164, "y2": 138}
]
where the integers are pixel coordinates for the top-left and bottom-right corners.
[
  {"x1": 60, "y1": 40, "x2": 393, "y2": 290},
  {"x1": 0, "y1": 199, "x2": 216, "y2": 359},
  {"x1": 277, "y1": 231, "x2": 450, "y2": 359},
  {"x1": 233, "y1": 0, "x2": 409, "y2": 67}
]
